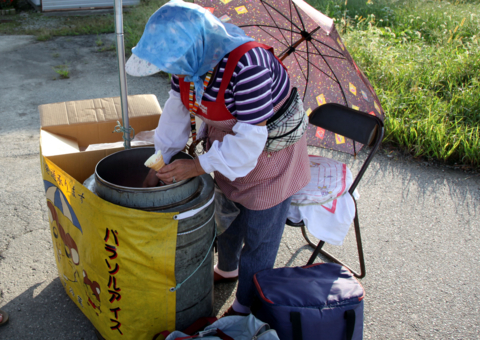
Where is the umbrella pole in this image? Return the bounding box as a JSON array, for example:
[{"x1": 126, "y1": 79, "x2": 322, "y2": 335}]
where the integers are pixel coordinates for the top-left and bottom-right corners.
[{"x1": 114, "y1": 0, "x2": 131, "y2": 149}]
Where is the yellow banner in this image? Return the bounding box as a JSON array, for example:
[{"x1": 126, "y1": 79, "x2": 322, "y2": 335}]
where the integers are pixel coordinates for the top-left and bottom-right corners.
[{"x1": 41, "y1": 156, "x2": 178, "y2": 340}]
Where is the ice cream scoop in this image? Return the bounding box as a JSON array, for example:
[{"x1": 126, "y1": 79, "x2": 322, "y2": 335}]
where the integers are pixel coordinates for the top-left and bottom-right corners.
[{"x1": 144, "y1": 150, "x2": 165, "y2": 171}]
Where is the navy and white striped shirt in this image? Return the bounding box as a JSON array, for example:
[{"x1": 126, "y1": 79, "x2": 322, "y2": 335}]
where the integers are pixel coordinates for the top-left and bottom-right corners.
[{"x1": 171, "y1": 47, "x2": 290, "y2": 124}]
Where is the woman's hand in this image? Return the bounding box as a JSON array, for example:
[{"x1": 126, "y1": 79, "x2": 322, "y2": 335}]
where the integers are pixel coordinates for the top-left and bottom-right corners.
[
  {"x1": 142, "y1": 168, "x2": 160, "y2": 188},
  {"x1": 156, "y1": 158, "x2": 205, "y2": 185}
]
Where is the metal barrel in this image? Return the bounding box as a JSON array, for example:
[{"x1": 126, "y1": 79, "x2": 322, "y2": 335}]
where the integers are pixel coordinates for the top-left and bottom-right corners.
[{"x1": 95, "y1": 147, "x2": 215, "y2": 330}]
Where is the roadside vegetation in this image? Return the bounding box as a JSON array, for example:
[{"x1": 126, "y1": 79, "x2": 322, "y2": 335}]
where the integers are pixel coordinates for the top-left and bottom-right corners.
[
  {"x1": 0, "y1": 11, "x2": 114, "y2": 39},
  {"x1": 52, "y1": 64, "x2": 70, "y2": 79},
  {"x1": 0, "y1": 0, "x2": 168, "y2": 47},
  {"x1": 310, "y1": 0, "x2": 480, "y2": 167},
  {"x1": 1, "y1": 0, "x2": 479, "y2": 167}
]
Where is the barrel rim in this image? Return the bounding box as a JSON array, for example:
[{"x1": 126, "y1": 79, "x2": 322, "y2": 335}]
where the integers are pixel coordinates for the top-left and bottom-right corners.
[{"x1": 95, "y1": 147, "x2": 193, "y2": 192}]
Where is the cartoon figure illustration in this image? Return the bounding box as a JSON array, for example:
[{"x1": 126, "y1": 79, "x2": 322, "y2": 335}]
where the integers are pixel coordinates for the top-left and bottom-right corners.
[
  {"x1": 44, "y1": 180, "x2": 102, "y2": 314},
  {"x1": 47, "y1": 200, "x2": 81, "y2": 283},
  {"x1": 47, "y1": 201, "x2": 80, "y2": 262},
  {"x1": 83, "y1": 270, "x2": 102, "y2": 315}
]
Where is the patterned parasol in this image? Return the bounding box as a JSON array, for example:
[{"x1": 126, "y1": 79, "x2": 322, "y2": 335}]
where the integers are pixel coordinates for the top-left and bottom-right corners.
[
  {"x1": 195, "y1": 0, "x2": 385, "y2": 154},
  {"x1": 44, "y1": 180, "x2": 82, "y2": 234}
]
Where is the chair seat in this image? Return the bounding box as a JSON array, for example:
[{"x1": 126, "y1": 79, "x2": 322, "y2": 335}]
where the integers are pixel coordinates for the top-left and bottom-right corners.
[{"x1": 287, "y1": 156, "x2": 356, "y2": 246}]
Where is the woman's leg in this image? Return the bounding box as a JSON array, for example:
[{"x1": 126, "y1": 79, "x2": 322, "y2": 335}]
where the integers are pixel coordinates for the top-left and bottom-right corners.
[
  {"x1": 216, "y1": 203, "x2": 248, "y2": 272},
  {"x1": 217, "y1": 196, "x2": 293, "y2": 308}
]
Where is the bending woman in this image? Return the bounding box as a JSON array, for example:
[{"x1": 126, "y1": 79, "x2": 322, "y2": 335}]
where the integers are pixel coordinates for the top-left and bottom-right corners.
[{"x1": 126, "y1": 0, "x2": 310, "y2": 316}]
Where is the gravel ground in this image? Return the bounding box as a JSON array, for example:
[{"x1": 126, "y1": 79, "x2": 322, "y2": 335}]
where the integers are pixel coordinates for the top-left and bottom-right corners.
[{"x1": 0, "y1": 24, "x2": 479, "y2": 340}]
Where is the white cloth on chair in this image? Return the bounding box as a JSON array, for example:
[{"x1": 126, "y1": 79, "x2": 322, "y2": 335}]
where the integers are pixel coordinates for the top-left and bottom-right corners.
[{"x1": 287, "y1": 156, "x2": 357, "y2": 246}]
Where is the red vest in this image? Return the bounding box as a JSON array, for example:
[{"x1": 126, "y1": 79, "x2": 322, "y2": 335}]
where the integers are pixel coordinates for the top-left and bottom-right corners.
[{"x1": 178, "y1": 42, "x2": 285, "y2": 121}]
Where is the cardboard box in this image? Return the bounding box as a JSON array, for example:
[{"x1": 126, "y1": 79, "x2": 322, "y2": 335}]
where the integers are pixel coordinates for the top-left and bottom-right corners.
[
  {"x1": 39, "y1": 94, "x2": 179, "y2": 339},
  {"x1": 39, "y1": 94, "x2": 161, "y2": 183}
]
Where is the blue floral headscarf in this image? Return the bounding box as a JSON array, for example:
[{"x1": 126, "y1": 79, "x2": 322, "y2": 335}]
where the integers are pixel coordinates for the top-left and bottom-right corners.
[{"x1": 131, "y1": 0, "x2": 254, "y2": 104}]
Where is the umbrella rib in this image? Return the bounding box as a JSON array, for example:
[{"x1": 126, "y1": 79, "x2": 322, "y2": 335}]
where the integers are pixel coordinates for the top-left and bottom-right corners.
[
  {"x1": 240, "y1": 24, "x2": 301, "y2": 55},
  {"x1": 257, "y1": 2, "x2": 344, "y2": 56},
  {"x1": 310, "y1": 36, "x2": 345, "y2": 55},
  {"x1": 292, "y1": 1, "x2": 307, "y2": 31},
  {"x1": 260, "y1": 0, "x2": 303, "y2": 32},
  {"x1": 239, "y1": 28, "x2": 344, "y2": 58},
  {"x1": 257, "y1": 2, "x2": 293, "y2": 45},
  {"x1": 303, "y1": 36, "x2": 310, "y2": 102},
  {"x1": 288, "y1": 0, "x2": 293, "y2": 47},
  {"x1": 252, "y1": 26, "x2": 290, "y2": 50},
  {"x1": 240, "y1": 24, "x2": 301, "y2": 35},
  {"x1": 294, "y1": 49, "x2": 347, "y2": 60},
  {"x1": 293, "y1": 52, "x2": 309, "y2": 85},
  {"x1": 295, "y1": 52, "x2": 339, "y2": 83},
  {"x1": 240, "y1": 27, "x2": 346, "y2": 59},
  {"x1": 309, "y1": 42, "x2": 349, "y2": 105}
]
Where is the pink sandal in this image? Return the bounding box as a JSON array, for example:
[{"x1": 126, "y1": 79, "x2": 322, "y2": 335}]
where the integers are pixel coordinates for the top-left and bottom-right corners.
[{"x1": 0, "y1": 309, "x2": 9, "y2": 326}]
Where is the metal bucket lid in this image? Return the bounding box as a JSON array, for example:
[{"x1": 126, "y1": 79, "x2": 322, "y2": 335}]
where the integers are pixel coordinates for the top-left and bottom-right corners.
[
  {"x1": 95, "y1": 147, "x2": 192, "y2": 191},
  {"x1": 95, "y1": 147, "x2": 201, "y2": 209}
]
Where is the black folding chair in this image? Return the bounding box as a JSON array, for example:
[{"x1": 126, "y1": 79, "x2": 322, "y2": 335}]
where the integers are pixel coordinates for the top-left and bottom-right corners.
[{"x1": 287, "y1": 103, "x2": 384, "y2": 278}]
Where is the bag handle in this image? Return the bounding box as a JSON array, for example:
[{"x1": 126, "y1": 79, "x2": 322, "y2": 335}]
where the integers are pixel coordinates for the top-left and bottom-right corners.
[
  {"x1": 290, "y1": 312, "x2": 303, "y2": 340},
  {"x1": 344, "y1": 310, "x2": 356, "y2": 340},
  {"x1": 290, "y1": 310, "x2": 356, "y2": 340}
]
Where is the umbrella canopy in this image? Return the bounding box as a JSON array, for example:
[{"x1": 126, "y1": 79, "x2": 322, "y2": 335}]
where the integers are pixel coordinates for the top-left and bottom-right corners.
[
  {"x1": 195, "y1": 0, "x2": 384, "y2": 154},
  {"x1": 44, "y1": 181, "x2": 82, "y2": 234}
]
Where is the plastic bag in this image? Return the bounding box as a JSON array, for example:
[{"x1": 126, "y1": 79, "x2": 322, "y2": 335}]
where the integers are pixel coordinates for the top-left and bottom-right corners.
[
  {"x1": 82, "y1": 173, "x2": 97, "y2": 195},
  {"x1": 214, "y1": 183, "x2": 240, "y2": 236},
  {"x1": 164, "y1": 315, "x2": 280, "y2": 340},
  {"x1": 85, "y1": 130, "x2": 155, "y2": 151}
]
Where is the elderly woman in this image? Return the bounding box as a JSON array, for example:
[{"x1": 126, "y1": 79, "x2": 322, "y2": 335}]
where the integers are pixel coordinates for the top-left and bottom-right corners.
[{"x1": 126, "y1": 0, "x2": 310, "y2": 316}]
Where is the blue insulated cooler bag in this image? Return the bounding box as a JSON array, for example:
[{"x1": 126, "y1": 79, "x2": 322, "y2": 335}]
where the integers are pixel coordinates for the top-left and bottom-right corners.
[{"x1": 252, "y1": 263, "x2": 365, "y2": 340}]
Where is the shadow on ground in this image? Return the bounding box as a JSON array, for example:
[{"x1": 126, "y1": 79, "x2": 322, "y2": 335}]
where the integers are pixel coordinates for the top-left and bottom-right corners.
[{"x1": 0, "y1": 278, "x2": 96, "y2": 339}]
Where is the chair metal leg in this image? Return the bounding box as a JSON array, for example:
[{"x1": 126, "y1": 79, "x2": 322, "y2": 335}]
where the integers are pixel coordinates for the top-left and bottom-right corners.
[
  {"x1": 302, "y1": 199, "x2": 366, "y2": 278},
  {"x1": 307, "y1": 241, "x2": 325, "y2": 265}
]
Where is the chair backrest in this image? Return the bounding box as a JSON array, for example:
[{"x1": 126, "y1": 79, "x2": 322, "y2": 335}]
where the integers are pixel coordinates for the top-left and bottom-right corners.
[
  {"x1": 308, "y1": 103, "x2": 385, "y2": 193},
  {"x1": 309, "y1": 103, "x2": 383, "y2": 146}
]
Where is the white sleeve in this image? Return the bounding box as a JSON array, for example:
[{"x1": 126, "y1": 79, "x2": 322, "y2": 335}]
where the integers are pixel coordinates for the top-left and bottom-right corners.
[
  {"x1": 154, "y1": 90, "x2": 191, "y2": 164},
  {"x1": 198, "y1": 122, "x2": 268, "y2": 181}
]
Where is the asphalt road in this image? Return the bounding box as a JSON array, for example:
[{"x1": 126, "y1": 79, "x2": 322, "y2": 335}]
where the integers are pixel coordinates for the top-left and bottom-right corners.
[{"x1": 0, "y1": 34, "x2": 479, "y2": 340}]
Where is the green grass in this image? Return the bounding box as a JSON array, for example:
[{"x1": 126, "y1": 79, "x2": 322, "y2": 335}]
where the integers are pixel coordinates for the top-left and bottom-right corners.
[
  {"x1": 95, "y1": 34, "x2": 104, "y2": 46},
  {"x1": 0, "y1": 11, "x2": 116, "y2": 38},
  {"x1": 53, "y1": 64, "x2": 70, "y2": 79},
  {"x1": 307, "y1": 0, "x2": 480, "y2": 167}
]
